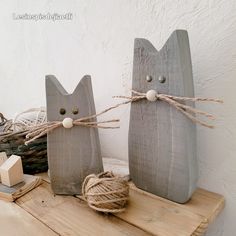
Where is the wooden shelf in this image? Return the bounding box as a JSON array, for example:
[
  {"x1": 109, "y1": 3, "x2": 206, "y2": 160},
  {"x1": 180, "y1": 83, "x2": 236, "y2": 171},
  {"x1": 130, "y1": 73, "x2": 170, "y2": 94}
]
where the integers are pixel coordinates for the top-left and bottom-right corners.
[{"x1": 0, "y1": 158, "x2": 224, "y2": 236}]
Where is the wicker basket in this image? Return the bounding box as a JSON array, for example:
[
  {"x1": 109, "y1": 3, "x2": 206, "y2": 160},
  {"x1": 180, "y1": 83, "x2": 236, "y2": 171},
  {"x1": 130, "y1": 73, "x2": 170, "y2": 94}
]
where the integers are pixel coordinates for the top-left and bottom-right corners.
[
  {"x1": 0, "y1": 130, "x2": 48, "y2": 174},
  {"x1": 0, "y1": 110, "x2": 48, "y2": 174}
]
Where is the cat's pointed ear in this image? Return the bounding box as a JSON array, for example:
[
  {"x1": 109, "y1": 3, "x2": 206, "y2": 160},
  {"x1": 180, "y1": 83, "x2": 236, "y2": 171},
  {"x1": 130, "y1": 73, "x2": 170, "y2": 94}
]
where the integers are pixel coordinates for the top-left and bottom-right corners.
[
  {"x1": 160, "y1": 30, "x2": 190, "y2": 54},
  {"x1": 133, "y1": 38, "x2": 158, "y2": 68},
  {"x1": 134, "y1": 38, "x2": 158, "y2": 57},
  {"x1": 45, "y1": 75, "x2": 68, "y2": 96},
  {"x1": 160, "y1": 30, "x2": 193, "y2": 96},
  {"x1": 134, "y1": 38, "x2": 157, "y2": 53},
  {"x1": 72, "y1": 75, "x2": 92, "y2": 95}
]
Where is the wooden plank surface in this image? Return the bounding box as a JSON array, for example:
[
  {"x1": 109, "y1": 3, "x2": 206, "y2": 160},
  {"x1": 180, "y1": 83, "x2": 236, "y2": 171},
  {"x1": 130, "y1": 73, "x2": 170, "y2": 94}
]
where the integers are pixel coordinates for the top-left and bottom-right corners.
[
  {"x1": 0, "y1": 200, "x2": 58, "y2": 236},
  {"x1": 117, "y1": 188, "x2": 204, "y2": 236},
  {"x1": 0, "y1": 174, "x2": 41, "y2": 201},
  {"x1": 15, "y1": 180, "x2": 224, "y2": 236},
  {"x1": 34, "y1": 158, "x2": 224, "y2": 236},
  {"x1": 16, "y1": 181, "x2": 150, "y2": 236},
  {"x1": 117, "y1": 183, "x2": 225, "y2": 236},
  {"x1": 180, "y1": 188, "x2": 225, "y2": 224},
  {"x1": 46, "y1": 75, "x2": 103, "y2": 195},
  {"x1": 129, "y1": 30, "x2": 198, "y2": 203}
]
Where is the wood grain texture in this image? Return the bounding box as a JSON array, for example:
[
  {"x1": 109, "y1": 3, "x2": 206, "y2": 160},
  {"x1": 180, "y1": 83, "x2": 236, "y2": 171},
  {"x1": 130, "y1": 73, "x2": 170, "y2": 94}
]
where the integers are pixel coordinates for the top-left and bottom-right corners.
[
  {"x1": 129, "y1": 30, "x2": 198, "y2": 203},
  {"x1": 16, "y1": 181, "x2": 150, "y2": 236},
  {"x1": 0, "y1": 174, "x2": 41, "y2": 201},
  {"x1": 17, "y1": 173, "x2": 224, "y2": 236},
  {"x1": 123, "y1": 183, "x2": 225, "y2": 236},
  {"x1": 36, "y1": 158, "x2": 130, "y2": 184},
  {"x1": 46, "y1": 75, "x2": 103, "y2": 195},
  {"x1": 0, "y1": 199, "x2": 57, "y2": 236},
  {"x1": 0, "y1": 155, "x2": 24, "y2": 187},
  {"x1": 117, "y1": 188, "x2": 205, "y2": 236},
  {"x1": 33, "y1": 160, "x2": 224, "y2": 236}
]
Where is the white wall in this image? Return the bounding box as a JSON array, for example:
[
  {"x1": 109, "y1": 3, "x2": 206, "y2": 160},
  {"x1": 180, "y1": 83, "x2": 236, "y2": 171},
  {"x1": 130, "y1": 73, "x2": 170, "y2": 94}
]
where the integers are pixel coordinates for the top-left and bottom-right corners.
[{"x1": 0, "y1": 1, "x2": 235, "y2": 235}]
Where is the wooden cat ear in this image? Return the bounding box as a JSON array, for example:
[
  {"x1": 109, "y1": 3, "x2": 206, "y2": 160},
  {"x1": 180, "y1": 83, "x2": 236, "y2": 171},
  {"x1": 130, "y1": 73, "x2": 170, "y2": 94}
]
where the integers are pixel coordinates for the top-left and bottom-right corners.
[
  {"x1": 72, "y1": 75, "x2": 92, "y2": 95},
  {"x1": 134, "y1": 38, "x2": 157, "y2": 54},
  {"x1": 134, "y1": 30, "x2": 190, "y2": 58},
  {"x1": 45, "y1": 75, "x2": 68, "y2": 97},
  {"x1": 160, "y1": 30, "x2": 193, "y2": 95},
  {"x1": 133, "y1": 38, "x2": 157, "y2": 65},
  {"x1": 160, "y1": 30, "x2": 192, "y2": 69},
  {"x1": 160, "y1": 29, "x2": 190, "y2": 52}
]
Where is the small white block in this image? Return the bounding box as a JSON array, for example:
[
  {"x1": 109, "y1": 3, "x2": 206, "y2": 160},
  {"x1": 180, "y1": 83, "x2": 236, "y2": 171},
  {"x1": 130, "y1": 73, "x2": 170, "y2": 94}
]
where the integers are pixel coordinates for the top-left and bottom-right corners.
[
  {"x1": 0, "y1": 155, "x2": 24, "y2": 187},
  {"x1": 146, "y1": 90, "x2": 158, "y2": 102},
  {"x1": 0, "y1": 152, "x2": 8, "y2": 183},
  {"x1": 62, "y1": 117, "x2": 73, "y2": 129}
]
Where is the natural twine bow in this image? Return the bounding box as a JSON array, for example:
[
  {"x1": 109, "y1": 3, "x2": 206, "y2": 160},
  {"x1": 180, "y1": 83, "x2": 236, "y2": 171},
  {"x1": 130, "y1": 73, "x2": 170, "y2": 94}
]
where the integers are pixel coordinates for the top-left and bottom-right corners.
[
  {"x1": 114, "y1": 90, "x2": 223, "y2": 129},
  {"x1": 24, "y1": 105, "x2": 121, "y2": 145}
]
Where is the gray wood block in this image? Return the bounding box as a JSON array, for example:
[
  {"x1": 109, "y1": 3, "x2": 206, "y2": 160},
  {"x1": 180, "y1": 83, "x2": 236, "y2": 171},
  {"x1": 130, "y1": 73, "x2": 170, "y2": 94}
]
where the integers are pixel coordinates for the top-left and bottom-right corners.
[
  {"x1": 46, "y1": 75, "x2": 103, "y2": 195},
  {"x1": 128, "y1": 30, "x2": 198, "y2": 203}
]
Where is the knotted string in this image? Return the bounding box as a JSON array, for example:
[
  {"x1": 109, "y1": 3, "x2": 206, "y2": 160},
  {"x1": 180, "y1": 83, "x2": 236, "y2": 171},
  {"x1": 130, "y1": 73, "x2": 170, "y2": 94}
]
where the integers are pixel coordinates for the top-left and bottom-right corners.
[
  {"x1": 24, "y1": 105, "x2": 122, "y2": 145},
  {"x1": 0, "y1": 89, "x2": 223, "y2": 144},
  {"x1": 12, "y1": 103, "x2": 126, "y2": 145},
  {"x1": 114, "y1": 90, "x2": 223, "y2": 129}
]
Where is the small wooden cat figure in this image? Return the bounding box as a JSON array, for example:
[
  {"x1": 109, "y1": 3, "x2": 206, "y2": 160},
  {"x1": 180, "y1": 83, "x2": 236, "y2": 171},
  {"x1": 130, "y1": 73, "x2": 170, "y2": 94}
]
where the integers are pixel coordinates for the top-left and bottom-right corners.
[
  {"x1": 128, "y1": 30, "x2": 198, "y2": 203},
  {"x1": 46, "y1": 75, "x2": 103, "y2": 195}
]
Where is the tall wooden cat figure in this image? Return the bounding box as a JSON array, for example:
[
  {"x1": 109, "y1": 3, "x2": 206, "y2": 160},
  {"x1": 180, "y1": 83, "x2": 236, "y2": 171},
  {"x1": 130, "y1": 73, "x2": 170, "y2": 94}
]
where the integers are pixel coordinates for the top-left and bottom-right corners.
[
  {"x1": 129, "y1": 30, "x2": 198, "y2": 203},
  {"x1": 46, "y1": 75, "x2": 103, "y2": 195}
]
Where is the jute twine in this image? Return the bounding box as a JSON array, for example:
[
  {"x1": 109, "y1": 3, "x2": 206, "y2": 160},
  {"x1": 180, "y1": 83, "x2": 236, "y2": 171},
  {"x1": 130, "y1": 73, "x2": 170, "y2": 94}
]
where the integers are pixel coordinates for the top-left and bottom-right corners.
[
  {"x1": 23, "y1": 104, "x2": 120, "y2": 145},
  {"x1": 0, "y1": 89, "x2": 223, "y2": 143},
  {"x1": 114, "y1": 89, "x2": 223, "y2": 129},
  {"x1": 0, "y1": 108, "x2": 47, "y2": 133},
  {"x1": 13, "y1": 107, "x2": 47, "y2": 132},
  {"x1": 82, "y1": 171, "x2": 129, "y2": 213},
  {"x1": 0, "y1": 104, "x2": 120, "y2": 143}
]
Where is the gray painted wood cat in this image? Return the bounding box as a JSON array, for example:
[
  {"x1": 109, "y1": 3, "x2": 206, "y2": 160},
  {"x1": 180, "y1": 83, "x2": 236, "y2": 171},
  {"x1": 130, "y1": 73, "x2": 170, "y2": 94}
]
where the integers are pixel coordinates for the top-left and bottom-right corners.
[
  {"x1": 46, "y1": 75, "x2": 103, "y2": 195},
  {"x1": 128, "y1": 30, "x2": 198, "y2": 203}
]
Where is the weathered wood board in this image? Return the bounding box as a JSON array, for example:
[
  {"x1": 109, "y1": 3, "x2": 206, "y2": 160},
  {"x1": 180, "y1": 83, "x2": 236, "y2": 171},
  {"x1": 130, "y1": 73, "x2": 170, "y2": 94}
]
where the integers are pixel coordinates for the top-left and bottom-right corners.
[
  {"x1": 118, "y1": 184, "x2": 225, "y2": 236},
  {"x1": 0, "y1": 174, "x2": 41, "y2": 201},
  {"x1": 129, "y1": 30, "x2": 198, "y2": 203},
  {"x1": 0, "y1": 194, "x2": 57, "y2": 236},
  {"x1": 46, "y1": 75, "x2": 103, "y2": 195},
  {"x1": 18, "y1": 171, "x2": 225, "y2": 236},
  {"x1": 16, "y1": 181, "x2": 150, "y2": 236}
]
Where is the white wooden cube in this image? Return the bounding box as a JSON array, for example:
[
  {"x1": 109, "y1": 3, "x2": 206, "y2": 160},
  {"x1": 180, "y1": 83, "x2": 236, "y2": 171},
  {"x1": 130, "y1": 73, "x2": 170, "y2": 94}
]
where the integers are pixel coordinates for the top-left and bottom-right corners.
[{"x1": 0, "y1": 155, "x2": 24, "y2": 187}]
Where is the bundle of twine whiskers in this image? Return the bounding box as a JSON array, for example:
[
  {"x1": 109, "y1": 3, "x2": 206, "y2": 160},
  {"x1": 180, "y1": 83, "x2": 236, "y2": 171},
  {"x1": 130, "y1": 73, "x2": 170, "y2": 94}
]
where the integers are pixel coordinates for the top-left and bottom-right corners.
[{"x1": 114, "y1": 89, "x2": 223, "y2": 129}]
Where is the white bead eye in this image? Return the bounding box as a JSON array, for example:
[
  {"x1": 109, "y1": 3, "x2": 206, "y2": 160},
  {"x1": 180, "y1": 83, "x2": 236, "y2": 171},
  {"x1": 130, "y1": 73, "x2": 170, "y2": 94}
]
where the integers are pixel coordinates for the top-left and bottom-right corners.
[
  {"x1": 146, "y1": 90, "x2": 157, "y2": 102},
  {"x1": 62, "y1": 118, "x2": 73, "y2": 129}
]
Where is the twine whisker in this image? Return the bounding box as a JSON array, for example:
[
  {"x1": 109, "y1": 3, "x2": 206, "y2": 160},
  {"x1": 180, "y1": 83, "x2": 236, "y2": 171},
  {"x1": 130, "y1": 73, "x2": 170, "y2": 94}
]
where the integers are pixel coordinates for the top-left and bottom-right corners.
[
  {"x1": 23, "y1": 104, "x2": 121, "y2": 144},
  {"x1": 114, "y1": 89, "x2": 222, "y2": 129}
]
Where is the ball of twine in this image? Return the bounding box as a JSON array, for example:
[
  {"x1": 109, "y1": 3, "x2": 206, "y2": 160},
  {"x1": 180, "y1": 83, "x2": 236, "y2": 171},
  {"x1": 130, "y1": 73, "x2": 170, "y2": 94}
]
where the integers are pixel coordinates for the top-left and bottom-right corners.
[
  {"x1": 82, "y1": 171, "x2": 129, "y2": 213},
  {"x1": 13, "y1": 107, "x2": 47, "y2": 132}
]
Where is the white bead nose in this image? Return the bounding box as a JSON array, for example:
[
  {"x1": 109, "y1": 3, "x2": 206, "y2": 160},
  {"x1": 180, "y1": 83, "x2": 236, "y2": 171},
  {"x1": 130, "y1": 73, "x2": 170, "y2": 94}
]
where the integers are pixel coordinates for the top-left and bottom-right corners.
[
  {"x1": 146, "y1": 90, "x2": 157, "y2": 102},
  {"x1": 62, "y1": 118, "x2": 73, "y2": 128}
]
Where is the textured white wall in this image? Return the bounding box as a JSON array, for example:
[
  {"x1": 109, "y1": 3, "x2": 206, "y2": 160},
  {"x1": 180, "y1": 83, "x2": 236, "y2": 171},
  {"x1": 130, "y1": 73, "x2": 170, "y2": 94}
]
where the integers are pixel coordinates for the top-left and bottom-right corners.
[{"x1": 0, "y1": 1, "x2": 235, "y2": 235}]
